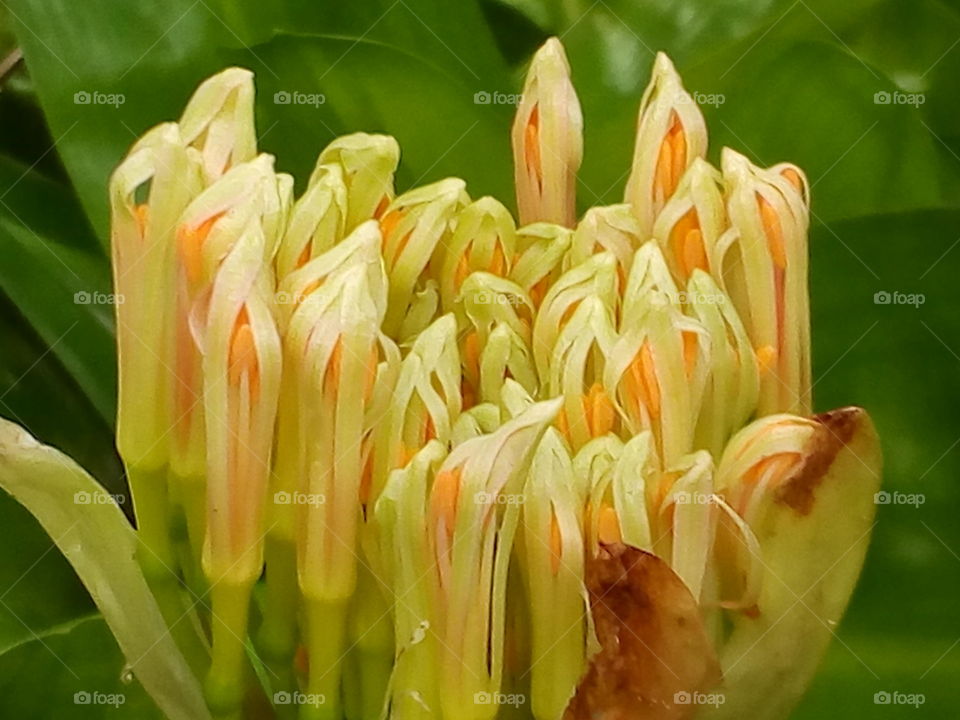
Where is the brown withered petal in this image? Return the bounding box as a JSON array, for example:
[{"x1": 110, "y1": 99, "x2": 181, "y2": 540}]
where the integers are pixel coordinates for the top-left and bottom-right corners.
[{"x1": 564, "y1": 544, "x2": 721, "y2": 720}]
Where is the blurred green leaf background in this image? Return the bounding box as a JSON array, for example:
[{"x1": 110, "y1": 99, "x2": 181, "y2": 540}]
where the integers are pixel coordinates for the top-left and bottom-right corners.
[{"x1": 0, "y1": 0, "x2": 958, "y2": 716}]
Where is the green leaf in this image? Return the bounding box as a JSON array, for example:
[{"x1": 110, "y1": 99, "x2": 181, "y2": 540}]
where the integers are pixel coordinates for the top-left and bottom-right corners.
[
  {"x1": 0, "y1": 615, "x2": 162, "y2": 719},
  {"x1": 0, "y1": 155, "x2": 116, "y2": 422},
  {"x1": 0, "y1": 417, "x2": 209, "y2": 720}
]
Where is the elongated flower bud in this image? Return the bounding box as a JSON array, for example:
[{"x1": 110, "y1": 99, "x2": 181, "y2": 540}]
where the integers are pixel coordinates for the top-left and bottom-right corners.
[
  {"x1": 287, "y1": 258, "x2": 387, "y2": 718},
  {"x1": 606, "y1": 285, "x2": 709, "y2": 468},
  {"x1": 656, "y1": 450, "x2": 715, "y2": 602},
  {"x1": 512, "y1": 37, "x2": 583, "y2": 227},
  {"x1": 686, "y1": 270, "x2": 759, "y2": 457},
  {"x1": 428, "y1": 398, "x2": 561, "y2": 720},
  {"x1": 274, "y1": 162, "x2": 348, "y2": 280},
  {"x1": 438, "y1": 196, "x2": 516, "y2": 314},
  {"x1": 568, "y1": 204, "x2": 641, "y2": 279},
  {"x1": 479, "y1": 322, "x2": 538, "y2": 404},
  {"x1": 578, "y1": 434, "x2": 625, "y2": 552},
  {"x1": 375, "y1": 440, "x2": 448, "y2": 719},
  {"x1": 110, "y1": 124, "x2": 203, "y2": 472},
  {"x1": 201, "y1": 222, "x2": 281, "y2": 585},
  {"x1": 170, "y1": 155, "x2": 290, "y2": 480},
  {"x1": 721, "y1": 148, "x2": 811, "y2": 416},
  {"x1": 532, "y1": 252, "x2": 619, "y2": 381},
  {"x1": 379, "y1": 178, "x2": 468, "y2": 337},
  {"x1": 711, "y1": 408, "x2": 881, "y2": 720},
  {"x1": 652, "y1": 157, "x2": 726, "y2": 283},
  {"x1": 520, "y1": 429, "x2": 589, "y2": 720},
  {"x1": 624, "y1": 53, "x2": 708, "y2": 237},
  {"x1": 544, "y1": 296, "x2": 619, "y2": 451},
  {"x1": 371, "y1": 314, "x2": 462, "y2": 507},
  {"x1": 178, "y1": 67, "x2": 257, "y2": 183},
  {"x1": 316, "y1": 132, "x2": 400, "y2": 231},
  {"x1": 510, "y1": 222, "x2": 572, "y2": 307},
  {"x1": 201, "y1": 221, "x2": 282, "y2": 713},
  {"x1": 459, "y1": 273, "x2": 535, "y2": 406},
  {"x1": 620, "y1": 240, "x2": 681, "y2": 322}
]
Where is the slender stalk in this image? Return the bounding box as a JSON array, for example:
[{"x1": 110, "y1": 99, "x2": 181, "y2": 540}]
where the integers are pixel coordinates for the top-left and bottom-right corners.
[
  {"x1": 205, "y1": 580, "x2": 255, "y2": 719},
  {"x1": 301, "y1": 598, "x2": 348, "y2": 720},
  {"x1": 128, "y1": 465, "x2": 209, "y2": 675},
  {"x1": 257, "y1": 535, "x2": 299, "y2": 672}
]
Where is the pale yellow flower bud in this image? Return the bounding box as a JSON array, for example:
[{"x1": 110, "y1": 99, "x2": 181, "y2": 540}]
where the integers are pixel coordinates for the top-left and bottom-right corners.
[
  {"x1": 512, "y1": 38, "x2": 583, "y2": 227},
  {"x1": 624, "y1": 53, "x2": 708, "y2": 236}
]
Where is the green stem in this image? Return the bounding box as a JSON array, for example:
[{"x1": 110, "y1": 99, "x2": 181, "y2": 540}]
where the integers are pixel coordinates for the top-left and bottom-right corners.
[
  {"x1": 301, "y1": 598, "x2": 348, "y2": 720},
  {"x1": 206, "y1": 580, "x2": 255, "y2": 719},
  {"x1": 257, "y1": 535, "x2": 299, "y2": 666},
  {"x1": 128, "y1": 465, "x2": 209, "y2": 675}
]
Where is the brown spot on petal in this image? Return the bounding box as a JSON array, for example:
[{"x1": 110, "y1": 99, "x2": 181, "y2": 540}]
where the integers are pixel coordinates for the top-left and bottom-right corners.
[
  {"x1": 775, "y1": 407, "x2": 862, "y2": 516},
  {"x1": 564, "y1": 544, "x2": 721, "y2": 720}
]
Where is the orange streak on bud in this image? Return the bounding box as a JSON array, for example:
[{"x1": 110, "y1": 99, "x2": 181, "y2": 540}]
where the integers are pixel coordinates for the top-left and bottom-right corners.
[
  {"x1": 654, "y1": 114, "x2": 685, "y2": 206},
  {"x1": 178, "y1": 212, "x2": 224, "y2": 285},
  {"x1": 379, "y1": 209, "x2": 404, "y2": 239},
  {"x1": 390, "y1": 230, "x2": 414, "y2": 267},
  {"x1": 739, "y1": 452, "x2": 802, "y2": 512},
  {"x1": 455, "y1": 251, "x2": 471, "y2": 289},
  {"x1": 556, "y1": 407, "x2": 570, "y2": 440},
  {"x1": 323, "y1": 338, "x2": 343, "y2": 402},
  {"x1": 373, "y1": 194, "x2": 391, "y2": 220},
  {"x1": 133, "y1": 203, "x2": 149, "y2": 239},
  {"x1": 625, "y1": 342, "x2": 661, "y2": 420},
  {"x1": 583, "y1": 383, "x2": 615, "y2": 438},
  {"x1": 559, "y1": 298, "x2": 583, "y2": 328},
  {"x1": 755, "y1": 344, "x2": 777, "y2": 375},
  {"x1": 597, "y1": 504, "x2": 622, "y2": 545},
  {"x1": 228, "y1": 307, "x2": 259, "y2": 397},
  {"x1": 781, "y1": 168, "x2": 803, "y2": 194},
  {"x1": 488, "y1": 241, "x2": 507, "y2": 276},
  {"x1": 295, "y1": 241, "x2": 313, "y2": 270},
  {"x1": 530, "y1": 275, "x2": 550, "y2": 308},
  {"x1": 758, "y1": 194, "x2": 787, "y2": 270},
  {"x1": 682, "y1": 331, "x2": 698, "y2": 380},
  {"x1": 549, "y1": 512, "x2": 562, "y2": 575},
  {"x1": 461, "y1": 378, "x2": 477, "y2": 411},
  {"x1": 295, "y1": 644, "x2": 309, "y2": 677},
  {"x1": 463, "y1": 331, "x2": 481, "y2": 383},
  {"x1": 670, "y1": 117, "x2": 687, "y2": 188},
  {"x1": 670, "y1": 209, "x2": 708, "y2": 279},
  {"x1": 525, "y1": 105, "x2": 542, "y2": 189},
  {"x1": 423, "y1": 413, "x2": 436, "y2": 444},
  {"x1": 359, "y1": 446, "x2": 374, "y2": 506},
  {"x1": 430, "y1": 466, "x2": 463, "y2": 547}
]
